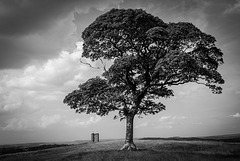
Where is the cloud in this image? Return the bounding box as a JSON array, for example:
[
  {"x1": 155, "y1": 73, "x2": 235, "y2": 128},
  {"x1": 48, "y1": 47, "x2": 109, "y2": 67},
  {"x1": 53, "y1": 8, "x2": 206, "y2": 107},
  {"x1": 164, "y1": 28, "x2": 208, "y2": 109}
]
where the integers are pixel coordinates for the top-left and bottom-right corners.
[
  {"x1": 159, "y1": 115, "x2": 187, "y2": 121},
  {"x1": 157, "y1": 125, "x2": 173, "y2": 129},
  {"x1": 131, "y1": 0, "x2": 210, "y2": 31},
  {"x1": 0, "y1": 0, "x2": 123, "y2": 69},
  {"x1": 0, "y1": 0, "x2": 121, "y2": 36},
  {"x1": 33, "y1": 91, "x2": 61, "y2": 101},
  {"x1": 224, "y1": 0, "x2": 240, "y2": 14},
  {"x1": 236, "y1": 90, "x2": 240, "y2": 95},
  {"x1": 191, "y1": 122, "x2": 203, "y2": 125},
  {"x1": 0, "y1": 91, "x2": 22, "y2": 112},
  {"x1": 3, "y1": 42, "x2": 88, "y2": 90},
  {"x1": 135, "y1": 115, "x2": 188, "y2": 129},
  {"x1": 159, "y1": 116, "x2": 171, "y2": 122},
  {"x1": 0, "y1": 41, "x2": 100, "y2": 115},
  {"x1": 0, "y1": 1, "x2": 77, "y2": 69},
  {"x1": 156, "y1": 115, "x2": 188, "y2": 129},
  {"x1": 177, "y1": 84, "x2": 203, "y2": 96},
  {"x1": 1, "y1": 114, "x2": 62, "y2": 131},
  {"x1": 38, "y1": 114, "x2": 62, "y2": 128},
  {"x1": 65, "y1": 116, "x2": 101, "y2": 127},
  {"x1": 135, "y1": 122, "x2": 148, "y2": 128},
  {"x1": 0, "y1": 89, "x2": 50, "y2": 114},
  {"x1": 172, "y1": 116, "x2": 188, "y2": 120},
  {"x1": 159, "y1": 115, "x2": 187, "y2": 122},
  {"x1": 73, "y1": 8, "x2": 105, "y2": 38},
  {"x1": 232, "y1": 113, "x2": 240, "y2": 118},
  {"x1": 1, "y1": 118, "x2": 28, "y2": 131}
]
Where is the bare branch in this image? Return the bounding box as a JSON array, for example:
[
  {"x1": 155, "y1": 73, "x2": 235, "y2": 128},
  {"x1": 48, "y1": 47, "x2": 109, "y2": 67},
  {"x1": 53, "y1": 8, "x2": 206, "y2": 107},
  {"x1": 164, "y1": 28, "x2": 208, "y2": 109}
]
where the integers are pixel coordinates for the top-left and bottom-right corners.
[
  {"x1": 99, "y1": 58, "x2": 107, "y2": 72},
  {"x1": 80, "y1": 58, "x2": 108, "y2": 72},
  {"x1": 79, "y1": 58, "x2": 101, "y2": 69}
]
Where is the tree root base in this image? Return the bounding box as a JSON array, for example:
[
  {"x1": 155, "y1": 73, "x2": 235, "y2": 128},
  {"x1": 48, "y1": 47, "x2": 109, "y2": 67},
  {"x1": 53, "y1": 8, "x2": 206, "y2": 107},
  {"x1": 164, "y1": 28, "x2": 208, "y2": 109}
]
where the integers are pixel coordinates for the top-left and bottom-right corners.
[{"x1": 120, "y1": 142, "x2": 139, "y2": 151}]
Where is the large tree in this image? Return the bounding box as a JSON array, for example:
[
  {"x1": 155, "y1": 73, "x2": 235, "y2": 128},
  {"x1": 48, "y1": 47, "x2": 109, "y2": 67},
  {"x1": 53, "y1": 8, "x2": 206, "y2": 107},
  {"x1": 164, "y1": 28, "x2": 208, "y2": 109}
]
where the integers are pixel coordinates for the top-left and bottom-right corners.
[{"x1": 63, "y1": 9, "x2": 224, "y2": 150}]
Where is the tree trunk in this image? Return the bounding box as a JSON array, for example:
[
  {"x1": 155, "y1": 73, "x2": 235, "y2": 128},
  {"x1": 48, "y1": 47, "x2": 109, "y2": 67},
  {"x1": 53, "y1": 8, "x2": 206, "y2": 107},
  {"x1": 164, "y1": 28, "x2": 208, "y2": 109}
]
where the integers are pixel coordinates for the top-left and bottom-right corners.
[{"x1": 120, "y1": 114, "x2": 138, "y2": 150}]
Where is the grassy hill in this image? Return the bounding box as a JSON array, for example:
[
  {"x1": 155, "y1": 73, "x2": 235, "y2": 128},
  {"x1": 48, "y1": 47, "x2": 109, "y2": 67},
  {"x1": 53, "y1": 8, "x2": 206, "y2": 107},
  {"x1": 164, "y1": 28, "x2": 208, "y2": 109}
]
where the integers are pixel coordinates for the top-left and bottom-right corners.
[
  {"x1": 140, "y1": 133, "x2": 240, "y2": 142},
  {"x1": 0, "y1": 134, "x2": 240, "y2": 161}
]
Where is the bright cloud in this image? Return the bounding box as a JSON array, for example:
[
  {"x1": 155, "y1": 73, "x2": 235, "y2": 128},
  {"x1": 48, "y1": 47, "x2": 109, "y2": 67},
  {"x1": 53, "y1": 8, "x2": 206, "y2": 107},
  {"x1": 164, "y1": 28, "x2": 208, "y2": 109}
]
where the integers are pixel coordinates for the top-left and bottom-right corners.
[
  {"x1": 0, "y1": 41, "x2": 101, "y2": 115},
  {"x1": 65, "y1": 116, "x2": 102, "y2": 127},
  {"x1": 0, "y1": 89, "x2": 40, "y2": 113},
  {"x1": 159, "y1": 115, "x2": 187, "y2": 122},
  {"x1": 38, "y1": 114, "x2": 62, "y2": 128},
  {"x1": 0, "y1": 41, "x2": 104, "y2": 136},
  {"x1": 157, "y1": 115, "x2": 187, "y2": 129},
  {"x1": 177, "y1": 83, "x2": 203, "y2": 96},
  {"x1": 135, "y1": 115, "x2": 188, "y2": 129},
  {"x1": 4, "y1": 42, "x2": 88, "y2": 90},
  {"x1": 232, "y1": 113, "x2": 240, "y2": 118},
  {"x1": 0, "y1": 91, "x2": 22, "y2": 112},
  {"x1": 159, "y1": 116, "x2": 171, "y2": 122},
  {"x1": 172, "y1": 116, "x2": 187, "y2": 120}
]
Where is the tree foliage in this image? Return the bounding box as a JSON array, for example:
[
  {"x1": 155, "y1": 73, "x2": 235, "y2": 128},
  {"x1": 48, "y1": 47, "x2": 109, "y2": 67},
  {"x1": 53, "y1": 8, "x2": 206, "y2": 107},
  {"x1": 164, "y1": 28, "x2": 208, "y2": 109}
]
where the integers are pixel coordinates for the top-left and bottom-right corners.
[{"x1": 64, "y1": 8, "x2": 224, "y2": 120}]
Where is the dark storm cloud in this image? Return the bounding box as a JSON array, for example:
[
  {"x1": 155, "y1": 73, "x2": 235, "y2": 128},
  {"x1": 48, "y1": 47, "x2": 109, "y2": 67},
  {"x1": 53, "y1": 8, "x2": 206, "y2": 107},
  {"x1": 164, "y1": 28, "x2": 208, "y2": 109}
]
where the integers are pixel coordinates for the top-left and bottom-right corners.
[
  {"x1": 1, "y1": 0, "x2": 239, "y2": 70},
  {"x1": 73, "y1": 8, "x2": 105, "y2": 39},
  {"x1": 118, "y1": 0, "x2": 240, "y2": 66},
  {"x1": 0, "y1": 0, "x2": 79, "y2": 36},
  {"x1": 204, "y1": 0, "x2": 240, "y2": 44},
  {"x1": 0, "y1": 37, "x2": 29, "y2": 69},
  {"x1": 0, "y1": 0, "x2": 122, "y2": 36},
  {"x1": 0, "y1": 0, "x2": 80, "y2": 69},
  {"x1": 73, "y1": 0, "x2": 203, "y2": 39},
  {"x1": 202, "y1": 0, "x2": 240, "y2": 66},
  {"x1": 0, "y1": 0, "x2": 122, "y2": 69}
]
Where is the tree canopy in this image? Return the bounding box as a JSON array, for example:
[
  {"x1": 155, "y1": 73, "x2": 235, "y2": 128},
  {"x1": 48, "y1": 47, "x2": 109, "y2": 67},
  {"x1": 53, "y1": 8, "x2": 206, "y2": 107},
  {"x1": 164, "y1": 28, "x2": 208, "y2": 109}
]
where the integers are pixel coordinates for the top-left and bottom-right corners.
[
  {"x1": 64, "y1": 8, "x2": 224, "y2": 117},
  {"x1": 63, "y1": 8, "x2": 224, "y2": 150}
]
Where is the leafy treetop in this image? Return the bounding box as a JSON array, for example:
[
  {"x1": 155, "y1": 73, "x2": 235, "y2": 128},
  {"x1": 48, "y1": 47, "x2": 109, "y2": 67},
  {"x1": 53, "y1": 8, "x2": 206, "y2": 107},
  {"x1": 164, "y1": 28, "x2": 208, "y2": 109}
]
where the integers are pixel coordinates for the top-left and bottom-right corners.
[{"x1": 64, "y1": 9, "x2": 224, "y2": 120}]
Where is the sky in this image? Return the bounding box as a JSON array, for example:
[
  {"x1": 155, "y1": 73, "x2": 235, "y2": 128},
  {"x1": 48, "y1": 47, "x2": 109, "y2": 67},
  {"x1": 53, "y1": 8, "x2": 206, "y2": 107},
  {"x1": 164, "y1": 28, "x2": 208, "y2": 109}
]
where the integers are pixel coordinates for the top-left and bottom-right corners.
[{"x1": 0, "y1": 0, "x2": 240, "y2": 145}]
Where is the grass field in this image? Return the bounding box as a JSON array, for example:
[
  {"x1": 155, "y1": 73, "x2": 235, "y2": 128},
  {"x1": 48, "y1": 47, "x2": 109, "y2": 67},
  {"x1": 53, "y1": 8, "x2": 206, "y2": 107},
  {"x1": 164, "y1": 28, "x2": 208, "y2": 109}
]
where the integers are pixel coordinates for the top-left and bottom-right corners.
[{"x1": 0, "y1": 135, "x2": 240, "y2": 161}]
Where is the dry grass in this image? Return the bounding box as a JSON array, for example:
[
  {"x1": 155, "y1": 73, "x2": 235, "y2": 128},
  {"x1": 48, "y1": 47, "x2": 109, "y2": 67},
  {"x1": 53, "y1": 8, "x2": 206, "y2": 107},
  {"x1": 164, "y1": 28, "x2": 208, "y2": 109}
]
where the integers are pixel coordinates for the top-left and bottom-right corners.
[{"x1": 0, "y1": 139, "x2": 239, "y2": 161}]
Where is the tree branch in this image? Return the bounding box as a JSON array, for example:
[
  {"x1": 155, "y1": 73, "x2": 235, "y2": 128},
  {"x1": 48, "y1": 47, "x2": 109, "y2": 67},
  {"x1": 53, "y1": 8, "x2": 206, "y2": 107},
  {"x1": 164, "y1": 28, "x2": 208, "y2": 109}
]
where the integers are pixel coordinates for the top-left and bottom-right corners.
[
  {"x1": 80, "y1": 58, "x2": 107, "y2": 72},
  {"x1": 195, "y1": 81, "x2": 207, "y2": 86},
  {"x1": 109, "y1": 39, "x2": 124, "y2": 56},
  {"x1": 125, "y1": 68, "x2": 136, "y2": 93},
  {"x1": 79, "y1": 58, "x2": 101, "y2": 70},
  {"x1": 99, "y1": 58, "x2": 107, "y2": 72}
]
